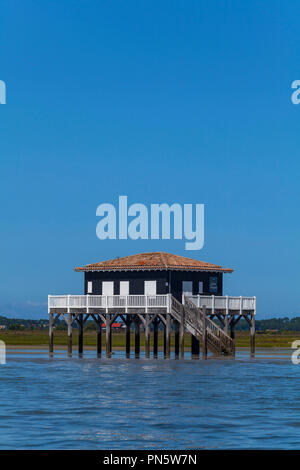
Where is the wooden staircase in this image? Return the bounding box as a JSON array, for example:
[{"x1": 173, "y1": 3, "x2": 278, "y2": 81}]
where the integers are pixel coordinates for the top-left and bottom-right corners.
[{"x1": 170, "y1": 295, "x2": 234, "y2": 355}]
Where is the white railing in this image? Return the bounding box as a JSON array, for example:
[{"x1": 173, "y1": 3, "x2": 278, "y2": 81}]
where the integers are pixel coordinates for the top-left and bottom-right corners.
[
  {"x1": 185, "y1": 295, "x2": 256, "y2": 314},
  {"x1": 48, "y1": 294, "x2": 169, "y2": 312},
  {"x1": 48, "y1": 294, "x2": 256, "y2": 314}
]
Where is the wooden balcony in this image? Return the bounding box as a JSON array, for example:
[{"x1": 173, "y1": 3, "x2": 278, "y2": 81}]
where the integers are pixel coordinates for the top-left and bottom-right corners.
[{"x1": 48, "y1": 294, "x2": 256, "y2": 314}]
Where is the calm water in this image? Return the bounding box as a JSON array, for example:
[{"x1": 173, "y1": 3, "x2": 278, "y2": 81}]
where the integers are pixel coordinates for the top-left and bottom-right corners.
[{"x1": 0, "y1": 348, "x2": 299, "y2": 449}]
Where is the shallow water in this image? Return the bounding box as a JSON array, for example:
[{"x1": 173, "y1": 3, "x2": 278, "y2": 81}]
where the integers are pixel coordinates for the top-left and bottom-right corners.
[{"x1": 0, "y1": 348, "x2": 299, "y2": 449}]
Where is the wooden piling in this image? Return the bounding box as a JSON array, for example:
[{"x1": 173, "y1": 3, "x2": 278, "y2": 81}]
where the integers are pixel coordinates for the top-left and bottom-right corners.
[
  {"x1": 91, "y1": 314, "x2": 102, "y2": 357},
  {"x1": 202, "y1": 307, "x2": 207, "y2": 358},
  {"x1": 224, "y1": 314, "x2": 229, "y2": 335},
  {"x1": 165, "y1": 314, "x2": 171, "y2": 358},
  {"x1": 126, "y1": 317, "x2": 131, "y2": 358},
  {"x1": 250, "y1": 313, "x2": 255, "y2": 356},
  {"x1": 180, "y1": 310, "x2": 184, "y2": 358},
  {"x1": 174, "y1": 320, "x2": 180, "y2": 358},
  {"x1": 230, "y1": 318, "x2": 236, "y2": 356},
  {"x1": 163, "y1": 328, "x2": 166, "y2": 356},
  {"x1": 67, "y1": 313, "x2": 72, "y2": 357},
  {"x1": 145, "y1": 314, "x2": 150, "y2": 358},
  {"x1": 97, "y1": 324, "x2": 102, "y2": 357},
  {"x1": 78, "y1": 315, "x2": 83, "y2": 356},
  {"x1": 49, "y1": 313, "x2": 54, "y2": 355},
  {"x1": 135, "y1": 318, "x2": 140, "y2": 357},
  {"x1": 191, "y1": 335, "x2": 200, "y2": 358},
  {"x1": 106, "y1": 315, "x2": 112, "y2": 357},
  {"x1": 153, "y1": 319, "x2": 158, "y2": 358}
]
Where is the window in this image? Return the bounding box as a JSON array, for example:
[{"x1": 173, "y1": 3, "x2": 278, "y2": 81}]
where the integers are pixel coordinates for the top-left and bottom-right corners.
[
  {"x1": 120, "y1": 281, "x2": 129, "y2": 296},
  {"x1": 198, "y1": 281, "x2": 203, "y2": 294},
  {"x1": 87, "y1": 281, "x2": 93, "y2": 294},
  {"x1": 209, "y1": 276, "x2": 218, "y2": 293},
  {"x1": 182, "y1": 281, "x2": 193, "y2": 295}
]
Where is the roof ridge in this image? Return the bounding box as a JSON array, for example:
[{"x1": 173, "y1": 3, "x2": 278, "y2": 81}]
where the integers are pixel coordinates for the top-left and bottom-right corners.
[{"x1": 159, "y1": 252, "x2": 168, "y2": 268}]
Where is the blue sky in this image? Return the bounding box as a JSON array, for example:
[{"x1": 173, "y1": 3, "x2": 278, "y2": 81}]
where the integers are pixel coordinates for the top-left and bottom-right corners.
[{"x1": 0, "y1": 0, "x2": 300, "y2": 318}]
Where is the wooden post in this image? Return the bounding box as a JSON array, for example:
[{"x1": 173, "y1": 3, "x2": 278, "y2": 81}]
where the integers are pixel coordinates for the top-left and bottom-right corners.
[
  {"x1": 250, "y1": 313, "x2": 255, "y2": 356},
  {"x1": 126, "y1": 316, "x2": 131, "y2": 358},
  {"x1": 97, "y1": 322, "x2": 102, "y2": 357},
  {"x1": 78, "y1": 315, "x2": 83, "y2": 356},
  {"x1": 224, "y1": 314, "x2": 229, "y2": 334},
  {"x1": 180, "y1": 310, "x2": 185, "y2": 358},
  {"x1": 165, "y1": 314, "x2": 170, "y2": 358},
  {"x1": 106, "y1": 315, "x2": 112, "y2": 358},
  {"x1": 67, "y1": 313, "x2": 72, "y2": 357},
  {"x1": 153, "y1": 318, "x2": 158, "y2": 358},
  {"x1": 49, "y1": 313, "x2": 54, "y2": 355},
  {"x1": 191, "y1": 335, "x2": 200, "y2": 358},
  {"x1": 202, "y1": 307, "x2": 207, "y2": 358},
  {"x1": 91, "y1": 314, "x2": 102, "y2": 357},
  {"x1": 230, "y1": 316, "x2": 236, "y2": 356},
  {"x1": 135, "y1": 317, "x2": 140, "y2": 358},
  {"x1": 174, "y1": 320, "x2": 180, "y2": 358},
  {"x1": 145, "y1": 314, "x2": 150, "y2": 359}
]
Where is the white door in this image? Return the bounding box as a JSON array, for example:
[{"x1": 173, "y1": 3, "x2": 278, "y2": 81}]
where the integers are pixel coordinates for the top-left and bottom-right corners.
[
  {"x1": 144, "y1": 280, "x2": 157, "y2": 295},
  {"x1": 120, "y1": 281, "x2": 129, "y2": 296},
  {"x1": 182, "y1": 281, "x2": 193, "y2": 296},
  {"x1": 87, "y1": 281, "x2": 93, "y2": 294},
  {"x1": 102, "y1": 281, "x2": 114, "y2": 296}
]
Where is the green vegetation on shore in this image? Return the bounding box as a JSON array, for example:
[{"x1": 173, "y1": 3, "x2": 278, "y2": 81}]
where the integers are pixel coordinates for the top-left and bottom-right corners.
[
  {"x1": 2, "y1": 315, "x2": 300, "y2": 332},
  {"x1": 1, "y1": 329, "x2": 299, "y2": 348}
]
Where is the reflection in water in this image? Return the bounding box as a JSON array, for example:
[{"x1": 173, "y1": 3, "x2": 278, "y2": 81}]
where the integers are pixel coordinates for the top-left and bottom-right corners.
[{"x1": 0, "y1": 348, "x2": 299, "y2": 449}]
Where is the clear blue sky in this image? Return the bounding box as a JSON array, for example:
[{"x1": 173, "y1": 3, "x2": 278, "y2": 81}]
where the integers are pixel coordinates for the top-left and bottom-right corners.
[{"x1": 1, "y1": 0, "x2": 300, "y2": 318}]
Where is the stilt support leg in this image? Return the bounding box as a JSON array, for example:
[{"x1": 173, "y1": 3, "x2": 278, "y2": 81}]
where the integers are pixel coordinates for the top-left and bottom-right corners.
[
  {"x1": 78, "y1": 315, "x2": 83, "y2": 356},
  {"x1": 67, "y1": 313, "x2": 72, "y2": 357},
  {"x1": 135, "y1": 318, "x2": 140, "y2": 358},
  {"x1": 202, "y1": 308, "x2": 207, "y2": 359},
  {"x1": 230, "y1": 318, "x2": 236, "y2": 356},
  {"x1": 180, "y1": 312, "x2": 184, "y2": 359},
  {"x1": 145, "y1": 315, "x2": 150, "y2": 359},
  {"x1": 224, "y1": 314, "x2": 229, "y2": 335},
  {"x1": 97, "y1": 324, "x2": 102, "y2": 357},
  {"x1": 106, "y1": 316, "x2": 112, "y2": 358},
  {"x1": 174, "y1": 320, "x2": 179, "y2": 358},
  {"x1": 165, "y1": 314, "x2": 170, "y2": 358},
  {"x1": 191, "y1": 335, "x2": 200, "y2": 358},
  {"x1": 49, "y1": 313, "x2": 54, "y2": 355},
  {"x1": 126, "y1": 317, "x2": 131, "y2": 358},
  {"x1": 153, "y1": 319, "x2": 158, "y2": 358},
  {"x1": 250, "y1": 314, "x2": 255, "y2": 356}
]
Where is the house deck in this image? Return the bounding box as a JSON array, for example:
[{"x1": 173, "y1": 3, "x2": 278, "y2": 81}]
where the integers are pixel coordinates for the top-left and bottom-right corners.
[{"x1": 48, "y1": 294, "x2": 256, "y2": 358}]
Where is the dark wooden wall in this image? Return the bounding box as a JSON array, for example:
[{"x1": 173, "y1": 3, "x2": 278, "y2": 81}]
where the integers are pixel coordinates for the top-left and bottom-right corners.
[{"x1": 84, "y1": 270, "x2": 223, "y2": 297}]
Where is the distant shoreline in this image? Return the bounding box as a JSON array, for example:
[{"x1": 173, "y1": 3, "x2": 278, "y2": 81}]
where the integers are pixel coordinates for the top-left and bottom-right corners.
[
  {"x1": 1, "y1": 330, "x2": 299, "y2": 349},
  {"x1": 4, "y1": 345, "x2": 293, "y2": 351}
]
